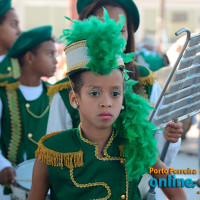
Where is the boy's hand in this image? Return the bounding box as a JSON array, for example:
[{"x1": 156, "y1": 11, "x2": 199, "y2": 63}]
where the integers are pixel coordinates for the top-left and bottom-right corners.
[{"x1": 0, "y1": 167, "x2": 16, "y2": 185}]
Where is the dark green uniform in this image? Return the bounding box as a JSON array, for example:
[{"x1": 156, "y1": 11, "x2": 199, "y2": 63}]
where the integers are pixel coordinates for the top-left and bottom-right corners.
[
  {"x1": 37, "y1": 128, "x2": 142, "y2": 200},
  {"x1": 0, "y1": 77, "x2": 50, "y2": 164}
]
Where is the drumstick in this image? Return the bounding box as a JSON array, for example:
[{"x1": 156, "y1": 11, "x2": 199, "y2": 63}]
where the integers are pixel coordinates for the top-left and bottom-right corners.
[{"x1": 14, "y1": 177, "x2": 32, "y2": 182}]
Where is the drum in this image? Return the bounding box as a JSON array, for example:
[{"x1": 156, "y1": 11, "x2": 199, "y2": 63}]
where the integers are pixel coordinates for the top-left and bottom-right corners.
[{"x1": 11, "y1": 159, "x2": 50, "y2": 200}]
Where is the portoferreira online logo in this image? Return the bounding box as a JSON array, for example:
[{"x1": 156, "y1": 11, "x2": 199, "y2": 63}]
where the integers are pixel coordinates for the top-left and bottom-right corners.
[{"x1": 149, "y1": 168, "x2": 200, "y2": 194}]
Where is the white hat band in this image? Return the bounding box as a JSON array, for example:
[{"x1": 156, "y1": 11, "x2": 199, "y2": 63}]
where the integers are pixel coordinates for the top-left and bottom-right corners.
[{"x1": 65, "y1": 40, "x2": 124, "y2": 74}]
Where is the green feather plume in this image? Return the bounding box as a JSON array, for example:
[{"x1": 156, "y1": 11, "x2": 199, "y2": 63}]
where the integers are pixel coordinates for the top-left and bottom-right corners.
[{"x1": 59, "y1": 8, "x2": 134, "y2": 75}]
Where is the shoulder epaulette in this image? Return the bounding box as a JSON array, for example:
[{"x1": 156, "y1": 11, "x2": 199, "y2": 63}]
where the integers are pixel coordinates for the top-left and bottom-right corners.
[
  {"x1": 36, "y1": 131, "x2": 84, "y2": 169},
  {"x1": 0, "y1": 56, "x2": 21, "y2": 79},
  {"x1": 138, "y1": 73, "x2": 154, "y2": 86},
  {"x1": 41, "y1": 81, "x2": 52, "y2": 91},
  {"x1": 138, "y1": 65, "x2": 154, "y2": 86},
  {"x1": 6, "y1": 81, "x2": 20, "y2": 90},
  {"x1": 0, "y1": 81, "x2": 8, "y2": 87},
  {"x1": 0, "y1": 78, "x2": 20, "y2": 90},
  {"x1": 0, "y1": 74, "x2": 12, "y2": 79},
  {"x1": 47, "y1": 81, "x2": 71, "y2": 96}
]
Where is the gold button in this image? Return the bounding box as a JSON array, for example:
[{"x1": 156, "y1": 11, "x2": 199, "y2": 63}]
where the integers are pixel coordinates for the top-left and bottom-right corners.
[
  {"x1": 25, "y1": 103, "x2": 30, "y2": 108},
  {"x1": 120, "y1": 160, "x2": 125, "y2": 165},
  {"x1": 28, "y1": 133, "x2": 32, "y2": 138},
  {"x1": 7, "y1": 67, "x2": 11, "y2": 71},
  {"x1": 121, "y1": 194, "x2": 126, "y2": 199}
]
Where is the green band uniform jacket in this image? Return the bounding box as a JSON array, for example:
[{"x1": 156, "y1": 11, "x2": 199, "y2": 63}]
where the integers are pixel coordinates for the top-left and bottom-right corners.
[
  {"x1": 0, "y1": 77, "x2": 51, "y2": 165},
  {"x1": 36, "y1": 128, "x2": 142, "y2": 200}
]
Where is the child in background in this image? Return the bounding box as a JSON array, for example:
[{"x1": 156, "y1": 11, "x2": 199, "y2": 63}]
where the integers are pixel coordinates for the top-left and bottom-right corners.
[
  {"x1": 0, "y1": 0, "x2": 21, "y2": 78},
  {"x1": 0, "y1": 25, "x2": 57, "y2": 198}
]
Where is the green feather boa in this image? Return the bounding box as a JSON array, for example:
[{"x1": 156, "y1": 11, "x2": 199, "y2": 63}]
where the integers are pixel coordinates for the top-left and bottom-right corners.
[{"x1": 114, "y1": 79, "x2": 158, "y2": 181}]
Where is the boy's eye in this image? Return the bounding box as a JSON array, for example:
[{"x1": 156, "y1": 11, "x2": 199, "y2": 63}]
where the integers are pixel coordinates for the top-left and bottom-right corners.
[
  {"x1": 48, "y1": 52, "x2": 54, "y2": 57},
  {"x1": 112, "y1": 91, "x2": 121, "y2": 97},
  {"x1": 11, "y1": 22, "x2": 17, "y2": 28},
  {"x1": 89, "y1": 90, "x2": 100, "y2": 96}
]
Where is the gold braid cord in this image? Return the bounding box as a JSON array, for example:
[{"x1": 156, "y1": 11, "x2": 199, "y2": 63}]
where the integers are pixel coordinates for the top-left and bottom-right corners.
[
  {"x1": 125, "y1": 168, "x2": 129, "y2": 200},
  {"x1": 0, "y1": 81, "x2": 8, "y2": 87},
  {"x1": 36, "y1": 131, "x2": 84, "y2": 168},
  {"x1": 0, "y1": 74, "x2": 12, "y2": 79},
  {"x1": 25, "y1": 95, "x2": 52, "y2": 119},
  {"x1": 78, "y1": 124, "x2": 125, "y2": 162},
  {"x1": 11, "y1": 58, "x2": 21, "y2": 79},
  {"x1": 70, "y1": 168, "x2": 111, "y2": 200},
  {"x1": 78, "y1": 124, "x2": 129, "y2": 200},
  {"x1": 6, "y1": 82, "x2": 22, "y2": 164}
]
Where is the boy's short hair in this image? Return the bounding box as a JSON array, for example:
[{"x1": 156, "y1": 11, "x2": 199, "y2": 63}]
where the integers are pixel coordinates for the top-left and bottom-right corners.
[
  {"x1": 30, "y1": 37, "x2": 55, "y2": 55},
  {"x1": 0, "y1": 11, "x2": 7, "y2": 24},
  {"x1": 0, "y1": 8, "x2": 13, "y2": 24}
]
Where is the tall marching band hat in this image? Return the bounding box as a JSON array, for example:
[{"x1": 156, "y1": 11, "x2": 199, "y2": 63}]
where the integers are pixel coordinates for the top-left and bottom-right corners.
[
  {"x1": 60, "y1": 9, "x2": 157, "y2": 182},
  {"x1": 8, "y1": 25, "x2": 52, "y2": 58},
  {"x1": 0, "y1": 0, "x2": 11, "y2": 16},
  {"x1": 76, "y1": 0, "x2": 140, "y2": 32}
]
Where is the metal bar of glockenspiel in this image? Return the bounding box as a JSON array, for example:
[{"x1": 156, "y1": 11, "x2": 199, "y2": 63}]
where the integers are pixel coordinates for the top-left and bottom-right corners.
[{"x1": 148, "y1": 28, "x2": 191, "y2": 123}]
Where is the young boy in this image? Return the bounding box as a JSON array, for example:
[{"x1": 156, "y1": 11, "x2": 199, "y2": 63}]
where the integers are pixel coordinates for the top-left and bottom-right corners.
[
  {"x1": 0, "y1": 0, "x2": 21, "y2": 78},
  {"x1": 28, "y1": 10, "x2": 186, "y2": 200},
  {"x1": 0, "y1": 25, "x2": 57, "y2": 197}
]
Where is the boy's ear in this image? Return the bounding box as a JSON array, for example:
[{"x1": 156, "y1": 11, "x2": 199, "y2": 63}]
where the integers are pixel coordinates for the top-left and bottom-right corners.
[
  {"x1": 23, "y1": 51, "x2": 34, "y2": 65},
  {"x1": 69, "y1": 90, "x2": 79, "y2": 109}
]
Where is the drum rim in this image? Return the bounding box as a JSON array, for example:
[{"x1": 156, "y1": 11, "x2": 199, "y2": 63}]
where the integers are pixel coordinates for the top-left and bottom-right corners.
[
  {"x1": 12, "y1": 182, "x2": 30, "y2": 193},
  {"x1": 14, "y1": 158, "x2": 35, "y2": 170},
  {"x1": 14, "y1": 158, "x2": 35, "y2": 191}
]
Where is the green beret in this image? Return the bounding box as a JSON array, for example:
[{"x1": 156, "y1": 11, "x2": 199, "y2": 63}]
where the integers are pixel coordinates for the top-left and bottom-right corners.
[
  {"x1": 8, "y1": 25, "x2": 52, "y2": 58},
  {"x1": 0, "y1": 0, "x2": 11, "y2": 16},
  {"x1": 77, "y1": 0, "x2": 140, "y2": 32}
]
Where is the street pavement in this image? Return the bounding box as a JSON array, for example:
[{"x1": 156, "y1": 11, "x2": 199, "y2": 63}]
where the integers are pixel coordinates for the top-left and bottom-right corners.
[{"x1": 156, "y1": 117, "x2": 200, "y2": 200}]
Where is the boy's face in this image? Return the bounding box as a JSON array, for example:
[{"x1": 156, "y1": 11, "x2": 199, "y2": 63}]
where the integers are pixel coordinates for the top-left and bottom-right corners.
[
  {"x1": 31, "y1": 40, "x2": 57, "y2": 77},
  {"x1": 75, "y1": 70, "x2": 123, "y2": 130},
  {"x1": 0, "y1": 9, "x2": 20, "y2": 51}
]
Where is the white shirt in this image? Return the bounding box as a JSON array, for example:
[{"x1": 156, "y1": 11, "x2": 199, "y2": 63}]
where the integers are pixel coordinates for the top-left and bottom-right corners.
[
  {"x1": 0, "y1": 83, "x2": 43, "y2": 171},
  {"x1": 46, "y1": 92, "x2": 72, "y2": 134},
  {"x1": 0, "y1": 55, "x2": 6, "y2": 63}
]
